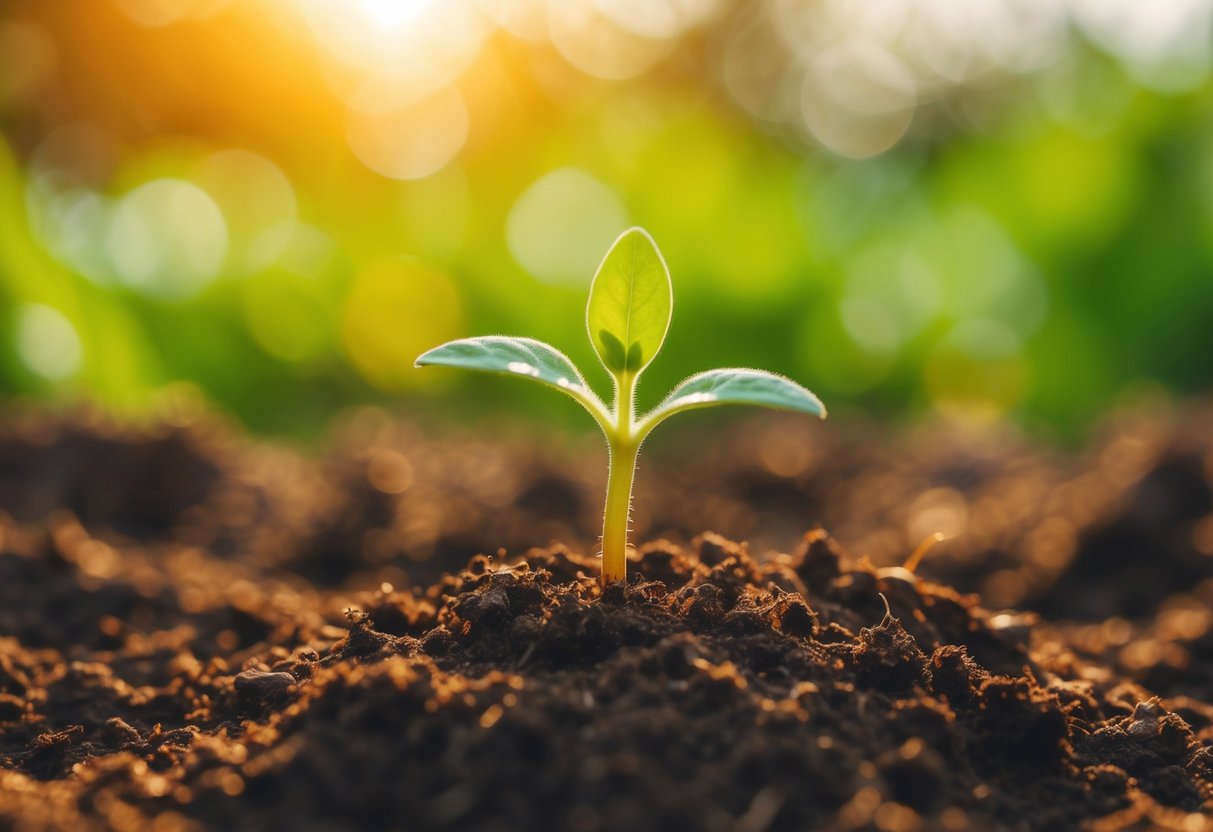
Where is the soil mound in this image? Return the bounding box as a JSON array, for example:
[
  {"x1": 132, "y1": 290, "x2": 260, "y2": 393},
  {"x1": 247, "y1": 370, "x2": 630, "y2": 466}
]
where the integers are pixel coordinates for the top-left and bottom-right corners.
[{"x1": 0, "y1": 405, "x2": 1211, "y2": 830}]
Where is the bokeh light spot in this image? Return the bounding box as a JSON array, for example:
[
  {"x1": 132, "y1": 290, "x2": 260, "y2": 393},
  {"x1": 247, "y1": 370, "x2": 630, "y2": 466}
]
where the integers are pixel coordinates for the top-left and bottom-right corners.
[
  {"x1": 479, "y1": 0, "x2": 548, "y2": 40},
  {"x1": 908, "y1": 487, "x2": 968, "y2": 543},
  {"x1": 356, "y1": 0, "x2": 435, "y2": 29},
  {"x1": 303, "y1": 0, "x2": 488, "y2": 76},
  {"x1": 839, "y1": 297, "x2": 903, "y2": 355},
  {"x1": 507, "y1": 168, "x2": 627, "y2": 286},
  {"x1": 906, "y1": 0, "x2": 1067, "y2": 81},
  {"x1": 342, "y1": 259, "x2": 463, "y2": 390},
  {"x1": 800, "y1": 305, "x2": 895, "y2": 394},
  {"x1": 1071, "y1": 0, "x2": 1213, "y2": 91},
  {"x1": 929, "y1": 207, "x2": 1048, "y2": 335},
  {"x1": 842, "y1": 240, "x2": 941, "y2": 354},
  {"x1": 192, "y1": 149, "x2": 297, "y2": 272},
  {"x1": 800, "y1": 40, "x2": 916, "y2": 158},
  {"x1": 14, "y1": 304, "x2": 82, "y2": 381},
  {"x1": 367, "y1": 449, "x2": 415, "y2": 494},
  {"x1": 25, "y1": 125, "x2": 127, "y2": 287},
  {"x1": 598, "y1": 0, "x2": 723, "y2": 40},
  {"x1": 107, "y1": 179, "x2": 228, "y2": 301},
  {"x1": 548, "y1": 0, "x2": 670, "y2": 80},
  {"x1": 251, "y1": 220, "x2": 337, "y2": 279},
  {"x1": 26, "y1": 183, "x2": 113, "y2": 287},
  {"x1": 723, "y1": 15, "x2": 798, "y2": 123},
  {"x1": 345, "y1": 79, "x2": 469, "y2": 180},
  {"x1": 925, "y1": 318, "x2": 1028, "y2": 422}
]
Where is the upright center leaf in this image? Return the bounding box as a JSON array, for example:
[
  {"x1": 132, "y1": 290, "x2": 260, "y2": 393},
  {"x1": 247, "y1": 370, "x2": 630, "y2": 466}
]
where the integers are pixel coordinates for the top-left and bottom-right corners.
[{"x1": 586, "y1": 227, "x2": 672, "y2": 377}]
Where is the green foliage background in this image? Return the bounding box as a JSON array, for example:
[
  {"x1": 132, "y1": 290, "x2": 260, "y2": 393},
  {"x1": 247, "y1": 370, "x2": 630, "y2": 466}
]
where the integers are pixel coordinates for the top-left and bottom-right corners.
[{"x1": 1, "y1": 2, "x2": 1212, "y2": 439}]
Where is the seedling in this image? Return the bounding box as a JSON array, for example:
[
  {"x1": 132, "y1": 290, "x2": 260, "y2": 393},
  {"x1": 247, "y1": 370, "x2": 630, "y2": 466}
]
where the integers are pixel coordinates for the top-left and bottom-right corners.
[
  {"x1": 876, "y1": 532, "x2": 947, "y2": 585},
  {"x1": 416, "y1": 228, "x2": 826, "y2": 586}
]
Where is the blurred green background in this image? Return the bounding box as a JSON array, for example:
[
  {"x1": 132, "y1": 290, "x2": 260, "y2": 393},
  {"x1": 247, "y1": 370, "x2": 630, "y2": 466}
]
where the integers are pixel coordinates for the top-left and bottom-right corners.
[{"x1": 2, "y1": 0, "x2": 1212, "y2": 438}]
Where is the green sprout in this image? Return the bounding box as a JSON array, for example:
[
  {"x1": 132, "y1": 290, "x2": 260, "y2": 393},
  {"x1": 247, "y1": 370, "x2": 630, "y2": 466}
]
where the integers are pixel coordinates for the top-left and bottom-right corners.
[{"x1": 415, "y1": 228, "x2": 826, "y2": 586}]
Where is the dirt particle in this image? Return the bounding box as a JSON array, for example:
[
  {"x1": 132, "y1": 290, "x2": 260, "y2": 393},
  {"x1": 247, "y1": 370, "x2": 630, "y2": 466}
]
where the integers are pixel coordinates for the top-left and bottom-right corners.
[
  {"x1": 233, "y1": 669, "x2": 296, "y2": 702},
  {"x1": 769, "y1": 595, "x2": 818, "y2": 639}
]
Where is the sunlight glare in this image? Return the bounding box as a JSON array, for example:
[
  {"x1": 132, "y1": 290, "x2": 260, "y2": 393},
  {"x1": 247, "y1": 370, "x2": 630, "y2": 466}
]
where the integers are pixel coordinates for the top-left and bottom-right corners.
[
  {"x1": 355, "y1": 0, "x2": 435, "y2": 30},
  {"x1": 301, "y1": 0, "x2": 487, "y2": 77}
]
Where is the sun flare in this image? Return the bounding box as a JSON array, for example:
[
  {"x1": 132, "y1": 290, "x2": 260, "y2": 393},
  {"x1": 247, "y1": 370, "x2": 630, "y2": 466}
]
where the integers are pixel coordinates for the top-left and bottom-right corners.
[{"x1": 352, "y1": 0, "x2": 435, "y2": 30}]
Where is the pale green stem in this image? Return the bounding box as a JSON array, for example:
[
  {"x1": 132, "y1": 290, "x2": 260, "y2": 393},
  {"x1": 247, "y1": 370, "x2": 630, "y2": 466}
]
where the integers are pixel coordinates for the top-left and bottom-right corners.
[
  {"x1": 601, "y1": 439, "x2": 638, "y2": 584},
  {"x1": 601, "y1": 372, "x2": 637, "y2": 585}
]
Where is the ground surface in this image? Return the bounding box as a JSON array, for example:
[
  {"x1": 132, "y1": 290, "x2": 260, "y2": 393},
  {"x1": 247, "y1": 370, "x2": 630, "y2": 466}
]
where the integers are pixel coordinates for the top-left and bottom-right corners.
[{"x1": 0, "y1": 401, "x2": 1212, "y2": 831}]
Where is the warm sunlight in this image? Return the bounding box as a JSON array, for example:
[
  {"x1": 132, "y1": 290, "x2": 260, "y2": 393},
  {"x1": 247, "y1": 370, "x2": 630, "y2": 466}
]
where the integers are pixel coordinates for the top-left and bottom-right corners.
[
  {"x1": 298, "y1": 0, "x2": 483, "y2": 74},
  {"x1": 353, "y1": 0, "x2": 435, "y2": 30},
  {"x1": 4, "y1": 2, "x2": 1213, "y2": 829}
]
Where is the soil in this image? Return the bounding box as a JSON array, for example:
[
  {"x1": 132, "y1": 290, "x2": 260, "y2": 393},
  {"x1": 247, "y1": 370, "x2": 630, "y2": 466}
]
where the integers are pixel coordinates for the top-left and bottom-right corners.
[{"x1": 1, "y1": 400, "x2": 1212, "y2": 831}]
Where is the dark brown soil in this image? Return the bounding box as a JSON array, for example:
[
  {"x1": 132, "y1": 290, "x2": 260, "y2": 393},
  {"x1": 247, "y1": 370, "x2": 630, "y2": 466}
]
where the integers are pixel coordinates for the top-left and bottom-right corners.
[{"x1": 1, "y1": 402, "x2": 1211, "y2": 831}]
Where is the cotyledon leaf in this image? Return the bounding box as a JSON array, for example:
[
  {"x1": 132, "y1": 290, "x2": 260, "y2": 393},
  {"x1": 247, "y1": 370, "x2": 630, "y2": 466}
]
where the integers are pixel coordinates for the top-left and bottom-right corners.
[
  {"x1": 586, "y1": 227, "x2": 672, "y2": 376},
  {"x1": 415, "y1": 336, "x2": 609, "y2": 421},
  {"x1": 638, "y1": 368, "x2": 826, "y2": 436}
]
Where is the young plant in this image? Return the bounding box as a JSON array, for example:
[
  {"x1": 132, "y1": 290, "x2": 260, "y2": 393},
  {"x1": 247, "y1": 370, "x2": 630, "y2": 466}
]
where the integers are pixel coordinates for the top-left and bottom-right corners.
[{"x1": 415, "y1": 228, "x2": 826, "y2": 586}]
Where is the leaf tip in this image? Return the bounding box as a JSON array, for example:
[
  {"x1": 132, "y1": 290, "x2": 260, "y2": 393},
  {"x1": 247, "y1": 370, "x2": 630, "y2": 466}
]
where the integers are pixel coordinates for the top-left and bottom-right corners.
[{"x1": 619, "y1": 225, "x2": 656, "y2": 244}]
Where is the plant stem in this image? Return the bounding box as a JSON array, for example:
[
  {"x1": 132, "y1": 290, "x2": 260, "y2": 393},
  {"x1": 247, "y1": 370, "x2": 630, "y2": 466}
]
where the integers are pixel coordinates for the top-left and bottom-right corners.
[
  {"x1": 601, "y1": 438, "x2": 638, "y2": 585},
  {"x1": 601, "y1": 371, "x2": 637, "y2": 586}
]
